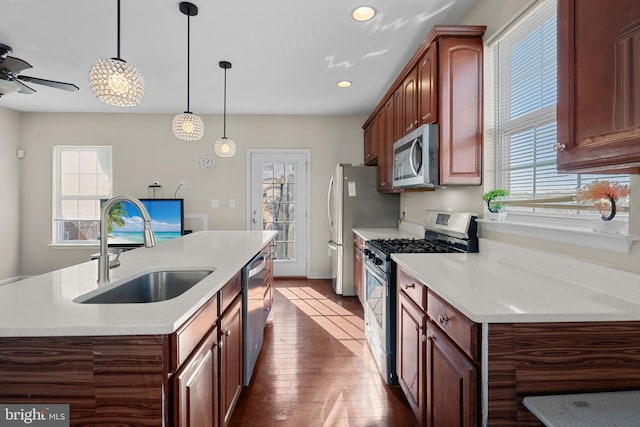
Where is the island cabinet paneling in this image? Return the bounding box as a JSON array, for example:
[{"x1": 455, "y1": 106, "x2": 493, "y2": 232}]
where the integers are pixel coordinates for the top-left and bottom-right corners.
[
  {"x1": 0, "y1": 335, "x2": 168, "y2": 426},
  {"x1": 487, "y1": 322, "x2": 640, "y2": 426},
  {"x1": 219, "y1": 294, "x2": 243, "y2": 427},
  {"x1": 173, "y1": 326, "x2": 219, "y2": 427},
  {"x1": 557, "y1": 0, "x2": 640, "y2": 173}
]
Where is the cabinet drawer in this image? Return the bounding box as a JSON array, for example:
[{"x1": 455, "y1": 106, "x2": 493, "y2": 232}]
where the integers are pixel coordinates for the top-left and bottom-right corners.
[
  {"x1": 220, "y1": 272, "x2": 241, "y2": 315},
  {"x1": 397, "y1": 267, "x2": 426, "y2": 311},
  {"x1": 170, "y1": 294, "x2": 218, "y2": 372},
  {"x1": 427, "y1": 290, "x2": 479, "y2": 362}
]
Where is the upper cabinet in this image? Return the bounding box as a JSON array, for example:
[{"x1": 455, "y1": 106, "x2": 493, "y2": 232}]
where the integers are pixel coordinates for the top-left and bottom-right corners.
[
  {"x1": 557, "y1": 0, "x2": 640, "y2": 173},
  {"x1": 362, "y1": 26, "x2": 486, "y2": 190}
]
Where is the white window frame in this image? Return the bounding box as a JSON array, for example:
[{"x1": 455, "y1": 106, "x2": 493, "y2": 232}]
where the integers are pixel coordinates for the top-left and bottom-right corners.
[
  {"x1": 51, "y1": 146, "x2": 113, "y2": 246},
  {"x1": 480, "y1": 0, "x2": 638, "y2": 253}
]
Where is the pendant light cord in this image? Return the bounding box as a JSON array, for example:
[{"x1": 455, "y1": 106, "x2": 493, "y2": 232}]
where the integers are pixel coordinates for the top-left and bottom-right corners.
[
  {"x1": 116, "y1": 0, "x2": 121, "y2": 59},
  {"x1": 223, "y1": 66, "x2": 227, "y2": 138},
  {"x1": 186, "y1": 14, "x2": 191, "y2": 112}
]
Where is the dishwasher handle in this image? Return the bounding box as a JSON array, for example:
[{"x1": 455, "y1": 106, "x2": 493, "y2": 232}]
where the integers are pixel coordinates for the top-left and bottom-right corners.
[{"x1": 248, "y1": 255, "x2": 266, "y2": 278}]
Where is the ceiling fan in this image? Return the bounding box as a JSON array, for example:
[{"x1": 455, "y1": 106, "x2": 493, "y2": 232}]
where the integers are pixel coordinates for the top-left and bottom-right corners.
[{"x1": 0, "y1": 43, "x2": 79, "y2": 97}]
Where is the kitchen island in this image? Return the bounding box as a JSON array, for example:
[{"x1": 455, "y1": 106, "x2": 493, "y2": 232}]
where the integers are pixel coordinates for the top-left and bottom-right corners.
[
  {"x1": 0, "y1": 230, "x2": 276, "y2": 426},
  {"x1": 392, "y1": 238, "x2": 640, "y2": 426}
]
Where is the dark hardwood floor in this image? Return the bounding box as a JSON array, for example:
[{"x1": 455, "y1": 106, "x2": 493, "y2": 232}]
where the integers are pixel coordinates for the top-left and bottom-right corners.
[{"x1": 229, "y1": 278, "x2": 418, "y2": 427}]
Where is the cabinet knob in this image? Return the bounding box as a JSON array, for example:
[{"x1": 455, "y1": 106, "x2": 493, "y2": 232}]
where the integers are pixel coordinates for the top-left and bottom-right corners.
[
  {"x1": 553, "y1": 142, "x2": 567, "y2": 152},
  {"x1": 405, "y1": 283, "x2": 416, "y2": 289},
  {"x1": 437, "y1": 314, "x2": 448, "y2": 324},
  {"x1": 421, "y1": 334, "x2": 427, "y2": 343},
  {"x1": 219, "y1": 340, "x2": 224, "y2": 349},
  {"x1": 224, "y1": 329, "x2": 231, "y2": 337}
]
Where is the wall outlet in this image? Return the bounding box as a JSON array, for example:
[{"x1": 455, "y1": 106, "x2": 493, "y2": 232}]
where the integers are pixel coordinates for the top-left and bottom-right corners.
[
  {"x1": 402, "y1": 206, "x2": 408, "y2": 216},
  {"x1": 229, "y1": 199, "x2": 236, "y2": 208},
  {"x1": 211, "y1": 199, "x2": 219, "y2": 208}
]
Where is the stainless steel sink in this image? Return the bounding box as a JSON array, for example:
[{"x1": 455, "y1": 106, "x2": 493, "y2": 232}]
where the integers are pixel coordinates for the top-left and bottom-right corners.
[{"x1": 76, "y1": 269, "x2": 214, "y2": 304}]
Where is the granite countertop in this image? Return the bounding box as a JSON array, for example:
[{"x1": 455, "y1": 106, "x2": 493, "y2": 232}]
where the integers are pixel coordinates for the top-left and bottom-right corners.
[
  {"x1": 0, "y1": 230, "x2": 276, "y2": 337},
  {"x1": 523, "y1": 390, "x2": 640, "y2": 427},
  {"x1": 353, "y1": 222, "x2": 424, "y2": 241},
  {"x1": 392, "y1": 239, "x2": 640, "y2": 323}
]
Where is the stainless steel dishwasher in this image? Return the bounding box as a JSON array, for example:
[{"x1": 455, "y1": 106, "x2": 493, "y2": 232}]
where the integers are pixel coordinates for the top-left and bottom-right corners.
[{"x1": 242, "y1": 251, "x2": 266, "y2": 386}]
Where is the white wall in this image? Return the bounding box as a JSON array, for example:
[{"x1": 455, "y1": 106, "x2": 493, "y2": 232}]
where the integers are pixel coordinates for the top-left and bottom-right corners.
[
  {"x1": 0, "y1": 107, "x2": 22, "y2": 281},
  {"x1": 400, "y1": 0, "x2": 640, "y2": 273},
  {"x1": 19, "y1": 112, "x2": 366, "y2": 276}
]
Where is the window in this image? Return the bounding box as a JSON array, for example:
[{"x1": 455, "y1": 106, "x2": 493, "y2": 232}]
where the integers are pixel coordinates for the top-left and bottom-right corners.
[
  {"x1": 488, "y1": 0, "x2": 629, "y2": 217},
  {"x1": 52, "y1": 146, "x2": 112, "y2": 245}
]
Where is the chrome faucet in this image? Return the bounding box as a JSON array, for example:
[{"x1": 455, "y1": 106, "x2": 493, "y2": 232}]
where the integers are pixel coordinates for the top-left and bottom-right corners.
[{"x1": 98, "y1": 195, "x2": 156, "y2": 283}]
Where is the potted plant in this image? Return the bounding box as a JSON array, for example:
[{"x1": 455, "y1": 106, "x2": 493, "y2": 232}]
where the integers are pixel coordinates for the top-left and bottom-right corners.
[
  {"x1": 483, "y1": 188, "x2": 510, "y2": 220},
  {"x1": 576, "y1": 180, "x2": 629, "y2": 221}
]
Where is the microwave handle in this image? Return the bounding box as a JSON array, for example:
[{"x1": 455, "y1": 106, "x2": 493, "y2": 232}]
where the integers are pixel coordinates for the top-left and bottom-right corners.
[{"x1": 408, "y1": 138, "x2": 419, "y2": 176}]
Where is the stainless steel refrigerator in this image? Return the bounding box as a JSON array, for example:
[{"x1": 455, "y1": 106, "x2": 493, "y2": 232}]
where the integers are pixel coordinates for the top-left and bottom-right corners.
[{"x1": 327, "y1": 164, "x2": 399, "y2": 295}]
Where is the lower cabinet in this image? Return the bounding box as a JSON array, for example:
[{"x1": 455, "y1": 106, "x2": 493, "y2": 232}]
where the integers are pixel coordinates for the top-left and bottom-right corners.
[
  {"x1": 426, "y1": 321, "x2": 478, "y2": 427},
  {"x1": 353, "y1": 233, "x2": 365, "y2": 305},
  {"x1": 173, "y1": 326, "x2": 219, "y2": 427},
  {"x1": 219, "y1": 294, "x2": 243, "y2": 427},
  {"x1": 397, "y1": 291, "x2": 426, "y2": 424},
  {"x1": 396, "y1": 266, "x2": 479, "y2": 427}
]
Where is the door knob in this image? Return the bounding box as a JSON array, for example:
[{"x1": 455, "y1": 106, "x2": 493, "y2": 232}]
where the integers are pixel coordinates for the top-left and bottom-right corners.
[{"x1": 252, "y1": 218, "x2": 258, "y2": 223}]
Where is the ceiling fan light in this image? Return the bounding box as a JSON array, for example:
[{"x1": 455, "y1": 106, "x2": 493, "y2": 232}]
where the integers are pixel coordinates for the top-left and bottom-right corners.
[
  {"x1": 214, "y1": 137, "x2": 236, "y2": 158},
  {"x1": 172, "y1": 112, "x2": 204, "y2": 141},
  {"x1": 89, "y1": 58, "x2": 144, "y2": 107}
]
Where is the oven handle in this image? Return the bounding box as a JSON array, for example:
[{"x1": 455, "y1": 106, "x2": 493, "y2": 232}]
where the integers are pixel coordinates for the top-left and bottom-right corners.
[
  {"x1": 408, "y1": 138, "x2": 420, "y2": 176},
  {"x1": 364, "y1": 261, "x2": 387, "y2": 285}
]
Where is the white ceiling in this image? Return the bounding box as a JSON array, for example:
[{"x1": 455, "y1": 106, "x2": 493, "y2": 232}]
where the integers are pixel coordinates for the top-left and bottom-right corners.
[{"x1": 0, "y1": 0, "x2": 476, "y2": 115}]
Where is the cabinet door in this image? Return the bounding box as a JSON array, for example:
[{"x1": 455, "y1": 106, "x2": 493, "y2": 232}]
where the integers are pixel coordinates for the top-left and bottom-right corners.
[
  {"x1": 174, "y1": 326, "x2": 219, "y2": 427},
  {"x1": 398, "y1": 291, "x2": 427, "y2": 425},
  {"x1": 378, "y1": 97, "x2": 397, "y2": 192},
  {"x1": 426, "y1": 322, "x2": 477, "y2": 427},
  {"x1": 394, "y1": 88, "x2": 405, "y2": 141},
  {"x1": 438, "y1": 37, "x2": 483, "y2": 185},
  {"x1": 557, "y1": 0, "x2": 640, "y2": 173},
  {"x1": 418, "y1": 44, "x2": 438, "y2": 126},
  {"x1": 219, "y1": 296, "x2": 243, "y2": 427},
  {"x1": 402, "y1": 67, "x2": 419, "y2": 135},
  {"x1": 364, "y1": 122, "x2": 377, "y2": 165}
]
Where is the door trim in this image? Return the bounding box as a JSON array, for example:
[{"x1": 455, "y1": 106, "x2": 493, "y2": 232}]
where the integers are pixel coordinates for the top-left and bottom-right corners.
[{"x1": 246, "y1": 149, "x2": 311, "y2": 277}]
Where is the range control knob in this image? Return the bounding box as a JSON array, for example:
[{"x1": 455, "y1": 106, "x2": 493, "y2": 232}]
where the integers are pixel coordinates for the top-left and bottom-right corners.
[
  {"x1": 364, "y1": 249, "x2": 371, "y2": 257},
  {"x1": 374, "y1": 257, "x2": 383, "y2": 266}
]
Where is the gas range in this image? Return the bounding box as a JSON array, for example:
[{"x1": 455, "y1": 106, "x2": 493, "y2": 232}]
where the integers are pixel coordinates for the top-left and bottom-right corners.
[{"x1": 362, "y1": 211, "x2": 477, "y2": 385}]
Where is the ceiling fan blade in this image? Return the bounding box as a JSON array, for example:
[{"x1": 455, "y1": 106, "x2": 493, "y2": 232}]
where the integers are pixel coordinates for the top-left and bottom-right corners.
[
  {"x1": 18, "y1": 75, "x2": 79, "y2": 92},
  {"x1": 0, "y1": 56, "x2": 32, "y2": 73},
  {"x1": 14, "y1": 79, "x2": 36, "y2": 94}
]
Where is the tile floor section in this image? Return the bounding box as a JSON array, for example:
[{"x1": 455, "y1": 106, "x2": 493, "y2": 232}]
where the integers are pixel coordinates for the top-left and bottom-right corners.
[{"x1": 229, "y1": 278, "x2": 418, "y2": 427}]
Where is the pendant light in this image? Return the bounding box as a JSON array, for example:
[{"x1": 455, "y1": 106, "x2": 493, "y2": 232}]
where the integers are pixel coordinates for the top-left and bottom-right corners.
[
  {"x1": 89, "y1": 0, "x2": 145, "y2": 107},
  {"x1": 172, "y1": 2, "x2": 204, "y2": 141},
  {"x1": 214, "y1": 61, "x2": 236, "y2": 158}
]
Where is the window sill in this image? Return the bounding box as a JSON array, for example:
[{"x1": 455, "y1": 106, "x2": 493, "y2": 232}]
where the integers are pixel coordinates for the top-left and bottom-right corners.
[
  {"x1": 477, "y1": 213, "x2": 639, "y2": 254},
  {"x1": 48, "y1": 243, "x2": 99, "y2": 249}
]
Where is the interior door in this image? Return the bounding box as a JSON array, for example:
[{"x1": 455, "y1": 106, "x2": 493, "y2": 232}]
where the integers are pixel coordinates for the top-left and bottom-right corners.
[{"x1": 248, "y1": 150, "x2": 309, "y2": 277}]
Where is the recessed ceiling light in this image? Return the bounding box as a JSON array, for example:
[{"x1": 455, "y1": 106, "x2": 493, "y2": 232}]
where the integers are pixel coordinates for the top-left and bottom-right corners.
[
  {"x1": 352, "y1": 6, "x2": 376, "y2": 22},
  {"x1": 337, "y1": 80, "x2": 352, "y2": 88}
]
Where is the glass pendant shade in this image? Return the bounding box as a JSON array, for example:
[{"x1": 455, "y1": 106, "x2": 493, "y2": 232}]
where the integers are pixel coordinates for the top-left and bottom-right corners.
[
  {"x1": 89, "y1": 58, "x2": 145, "y2": 107},
  {"x1": 214, "y1": 137, "x2": 236, "y2": 157},
  {"x1": 172, "y1": 112, "x2": 204, "y2": 141}
]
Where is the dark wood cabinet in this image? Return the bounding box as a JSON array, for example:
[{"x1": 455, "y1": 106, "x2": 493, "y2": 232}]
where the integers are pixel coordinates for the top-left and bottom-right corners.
[
  {"x1": 173, "y1": 326, "x2": 219, "y2": 427},
  {"x1": 352, "y1": 233, "x2": 365, "y2": 305},
  {"x1": 364, "y1": 117, "x2": 378, "y2": 166},
  {"x1": 362, "y1": 26, "x2": 485, "y2": 190},
  {"x1": 426, "y1": 322, "x2": 478, "y2": 427},
  {"x1": 418, "y1": 44, "x2": 438, "y2": 126},
  {"x1": 557, "y1": 0, "x2": 640, "y2": 173},
  {"x1": 401, "y1": 67, "x2": 419, "y2": 135},
  {"x1": 397, "y1": 291, "x2": 427, "y2": 425},
  {"x1": 219, "y1": 295, "x2": 243, "y2": 427},
  {"x1": 438, "y1": 36, "x2": 483, "y2": 185}
]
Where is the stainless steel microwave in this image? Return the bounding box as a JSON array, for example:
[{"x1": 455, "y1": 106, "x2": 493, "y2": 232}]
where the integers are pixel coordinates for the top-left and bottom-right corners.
[{"x1": 392, "y1": 124, "x2": 439, "y2": 189}]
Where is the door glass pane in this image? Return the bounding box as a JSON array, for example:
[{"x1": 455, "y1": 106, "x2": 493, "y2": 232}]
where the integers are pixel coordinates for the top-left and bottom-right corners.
[{"x1": 262, "y1": 162, "x2": 296, "y2": 261}]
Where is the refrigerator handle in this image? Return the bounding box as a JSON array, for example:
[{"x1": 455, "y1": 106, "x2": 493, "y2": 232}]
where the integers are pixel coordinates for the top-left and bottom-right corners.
[
  {"x1": 328, "y1": 240, "x2": 338, "y2": 250},
  {"x1": 327, "y1": 176, "x2": 334, "y2": 236}
]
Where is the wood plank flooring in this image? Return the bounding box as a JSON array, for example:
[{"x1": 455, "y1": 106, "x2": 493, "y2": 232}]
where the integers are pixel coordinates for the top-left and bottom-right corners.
[{"x1": 229, "y1": 278, "x2": 418, "y2": 427}]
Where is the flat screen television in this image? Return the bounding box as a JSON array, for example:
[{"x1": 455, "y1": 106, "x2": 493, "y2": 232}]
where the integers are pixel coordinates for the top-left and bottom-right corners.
[{"x1": 103, "y1": 198, "x2": 184, "y2": 247}]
